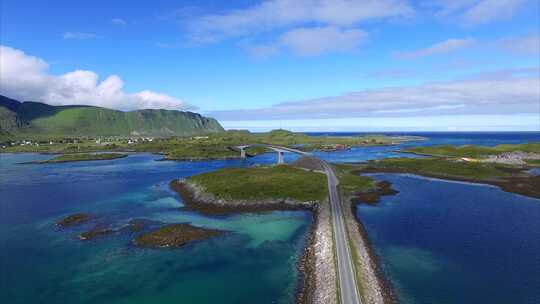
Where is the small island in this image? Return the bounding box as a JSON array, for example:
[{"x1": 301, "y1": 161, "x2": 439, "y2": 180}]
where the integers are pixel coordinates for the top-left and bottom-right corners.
[
  {"x1": 171, "y1": 164, "x2": 328, "y2": 214},
  {"x1": 56, "y1": 213, "x2": 92, "y2": 227},
  {"x1": 27, "y1": 153, "x2": 128, "y2": 164},
  {"x1": 134, "y1": 223, "x2": 225, "y2": 248},
  {"x1": 79, "y1": 227, "x2": 114, "y2": 241}
]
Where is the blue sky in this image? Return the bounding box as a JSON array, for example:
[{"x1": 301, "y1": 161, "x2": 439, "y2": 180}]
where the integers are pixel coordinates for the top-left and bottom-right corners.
[{"x1": 1, "y1": 0, "x2": 539, "y2": 131}]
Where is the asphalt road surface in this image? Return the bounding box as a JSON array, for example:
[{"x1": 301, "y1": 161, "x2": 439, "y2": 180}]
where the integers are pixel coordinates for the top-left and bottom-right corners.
[{"x1": 322, "y1": 161, "x2": 362, "y2": 304}]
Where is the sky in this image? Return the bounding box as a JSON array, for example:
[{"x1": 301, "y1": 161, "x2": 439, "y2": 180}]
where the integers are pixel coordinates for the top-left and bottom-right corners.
[{"x1": 1, "y1": 0, "x2": 539, "y2": 131}]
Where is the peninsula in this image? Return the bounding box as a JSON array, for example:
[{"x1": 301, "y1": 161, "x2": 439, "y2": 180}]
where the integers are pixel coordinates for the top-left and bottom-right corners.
[{"x1": 356, "y1": 142, "x2": 540, "y2": 199}]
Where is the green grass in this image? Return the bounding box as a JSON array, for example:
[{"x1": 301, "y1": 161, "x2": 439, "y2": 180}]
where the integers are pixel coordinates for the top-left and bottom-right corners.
[
  {"x1": 188, "y1": 165, "x2": 328, "y2": 202},
  {"x1": 142, "y1": 130, "x2": 420, "y2": 160},
  {"x1": 2, "y1": 141, "x2": 123, "y2": 153},
  {"x1": 366, "y1": 157, "x2": 510, "y2": 180},
  {"x1": 333, "y1": 163, "x2": 376, "y2": 195},
  {"x1": 525, "y1": 159, "x2": 540, "y2": 166},
  {"x1": 42, "y1": 153, "x2": 127, "y2": 163},
  {"x1": 405, "y1": 143, "x2": 540, "y2": 158},
  {"x1": 1, "y1": 97, "x2": 224, "y2": 138},
  {"x1": 2, "y1": 129, "x2": 421, "y2": 162}
]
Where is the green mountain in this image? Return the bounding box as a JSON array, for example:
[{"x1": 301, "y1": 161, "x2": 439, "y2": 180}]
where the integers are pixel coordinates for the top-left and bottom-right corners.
[{"x1": 0, "y1": 95, "x2": 224, "y2": 138}]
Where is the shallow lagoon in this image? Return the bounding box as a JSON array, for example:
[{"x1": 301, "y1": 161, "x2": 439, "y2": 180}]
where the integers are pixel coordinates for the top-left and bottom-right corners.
[{"x1": 0, "y1": 153, "x2": 311, "y2": 304}]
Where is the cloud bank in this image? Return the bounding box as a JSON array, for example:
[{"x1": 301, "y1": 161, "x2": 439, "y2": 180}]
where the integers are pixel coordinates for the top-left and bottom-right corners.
[
  {"x1": 187, "y1": 0, "x2": 412, "y2": 56},
  {"x1": 181, "y1": 0, "x2": 532, "y2": 56},
  {"x1": 498, "y1": 34, "x2": 540, "y2": 55},
  {"x1": 430, "y1": 0, "x2": 529, "y2": 26},
  {"x1": 210, "y1": 68, "x2": 539, "y2": 120},
  {"x1": 248, "y1": 26, "x2": 368, "y2": 57},
  {"x1": 0, "y1": 45, "x2": 192, "y2": 111},
  {"x1": 189, "y1": 0, "x2": 412, "y2": 42},
  {"x1": 398, "y1": 38, "x2": 476, "y2": 59}
]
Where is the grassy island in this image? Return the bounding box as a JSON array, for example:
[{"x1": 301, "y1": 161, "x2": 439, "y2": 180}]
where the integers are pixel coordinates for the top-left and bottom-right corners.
[
  {"x1": 359, "y1": 157, "x2": 540, "y2": 199},
  {"x1": 170, "y1": 164, "x2": 329, "y2": 215},
  {"x1": 32, "y1": 153, "x2": 128, "y2": 164},
  {"x1": 333, "y1": 163, "x2": 399, "y2": 205},
  {"x1": 188, "y1": 165, "x2": 328, "y2": 202},
  {"x1": 134, "y1": 223, "x2": 224, "y2": 248},
  {"x1": 333, "y1": 163, "x2": 376, "y2": 195}
]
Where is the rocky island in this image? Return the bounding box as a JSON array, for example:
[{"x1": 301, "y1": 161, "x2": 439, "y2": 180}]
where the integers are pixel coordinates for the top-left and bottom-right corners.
[
  {"x1": 134, "y1": 223, "x2": 225, "y2": 248},
  {"x1": 56, "y1": 213, "x2": 92, "y2": 227},
  {"x1": 79, "y1": 227, "x2": 114, "y2": 241},
  {"x1": 171, "y1": 165, "x2": 327, "y2": 214}
]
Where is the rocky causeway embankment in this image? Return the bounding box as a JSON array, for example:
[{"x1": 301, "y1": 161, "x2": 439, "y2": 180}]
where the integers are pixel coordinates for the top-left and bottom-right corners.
[{"x1": 170, "y1": 179, "x2": 338, "y2": 304}]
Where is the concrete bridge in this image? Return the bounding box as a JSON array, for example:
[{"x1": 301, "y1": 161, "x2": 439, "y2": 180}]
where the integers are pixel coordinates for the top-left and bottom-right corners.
[{"x1": 233, "y1": 144, "x2": 310, "y2": 164}]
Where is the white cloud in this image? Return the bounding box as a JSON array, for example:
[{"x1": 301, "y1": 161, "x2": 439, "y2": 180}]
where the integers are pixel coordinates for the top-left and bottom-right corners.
[
  {"x1": 249, "y1": 26, "x2": 368, "y2": 57},
  {"x1": 460, "y1": 0, "x2": 527, "y2": 25},
  {"x1": 431, "y1": 0, "x2": 528, "y2": 26},
  {"x1": 209, "y1": 69, "x2": 540, "y2": 120},
  {"x1": 398, "y1": 38, "x2": 476, "y2": 59},
  {"x1": 498, "y1": 34, "x2": 540, "y2": 55},
  {"x1": 188, "y1": 0, "x2": 413, "y2": 43},
  {"x1": 222, "y1": 114, "x2": 539, "y2": 132},
  {"x1": 111, "y1": 18, "x2": 127, "y2": 26},
  {"x1": 0, "y1": 45, "x2": 193, "y2": 111},
  {"x1": 63, "y1": 32, "x2": 101, "y2": 40},
  {"x1": 280, "y1": 26, "x2": 367, "y2": 56}
]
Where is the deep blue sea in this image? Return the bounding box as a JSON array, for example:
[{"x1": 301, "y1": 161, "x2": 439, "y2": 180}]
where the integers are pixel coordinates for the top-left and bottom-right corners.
[
  {"x1": 357, "y1": 174, "x2": 540, "y2": 304},
  {"x1": 1, "y1": 132, "x2": 539, "y2": 303}
]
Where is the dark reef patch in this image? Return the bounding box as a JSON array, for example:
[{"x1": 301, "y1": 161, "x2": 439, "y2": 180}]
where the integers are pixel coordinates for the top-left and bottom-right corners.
[
  {"x1": 134, "y1": 223, "x2": 225, "y2": 248},
  {"x1": 79, "y1": 227, "x2": 114, "y2": 241},
  {"x1": 56, "y1": 213, "x2": 92, "y2": 227}
]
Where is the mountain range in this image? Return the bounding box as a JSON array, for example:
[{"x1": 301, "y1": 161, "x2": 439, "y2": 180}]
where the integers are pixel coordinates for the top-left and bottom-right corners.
[{"x1": 0, "y1": 95, "x2": 224, "y2": 138}]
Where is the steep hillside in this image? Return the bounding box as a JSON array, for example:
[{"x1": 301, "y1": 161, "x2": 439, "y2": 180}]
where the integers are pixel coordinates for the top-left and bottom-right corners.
[{"x1": 0, "y1": 95, "x2": 224, "y2": 138}]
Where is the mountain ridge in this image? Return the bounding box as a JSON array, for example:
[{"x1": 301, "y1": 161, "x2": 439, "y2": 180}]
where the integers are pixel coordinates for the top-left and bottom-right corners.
[{"x1": 0, "y1": 95, "x2": 224, "y2": 138}]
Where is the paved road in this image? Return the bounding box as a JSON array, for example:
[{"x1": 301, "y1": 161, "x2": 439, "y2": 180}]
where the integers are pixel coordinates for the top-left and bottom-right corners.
[
  {"x1": 321, "y1": 161, "x2": 362, "y2": 304},
  {"x1": 234, "y1": 144, "x2": 361, "y2": 303}
]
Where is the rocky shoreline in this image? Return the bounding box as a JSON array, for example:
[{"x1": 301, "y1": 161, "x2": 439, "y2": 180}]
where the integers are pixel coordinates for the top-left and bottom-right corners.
[
  {"x1": 342, "y1": 188, "x2": 398, "y2": 304},
  {"x1": 358, "y1": 167, "x2": 540, "y2": 199},
  {"x1": 170, "y1": 179, "x2": 338, "y2": 304},
  {"x1": 297, "y1": 200, "x2": 338, "y2": 304},
  {"x1": 134, "y1": 223, "x2": 225, "y2": 248},
  {"x1": 348, "y1": 202, "x2": 397, "y2": 304},
  {"x1": 170, "y1": 179, "x2": 317, "y2": 215}
]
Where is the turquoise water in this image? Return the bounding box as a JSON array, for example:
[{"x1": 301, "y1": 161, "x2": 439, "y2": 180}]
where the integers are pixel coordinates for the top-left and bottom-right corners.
[
  {"x1": 356, "y1": 174, "x2": 540, "y2": 304},
  {"x1": 0, "y1": 153, "x2": 311, "y2": 304},
  {"x1": 1, "y1": 132, "x2": 539, "y2": 303}
]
